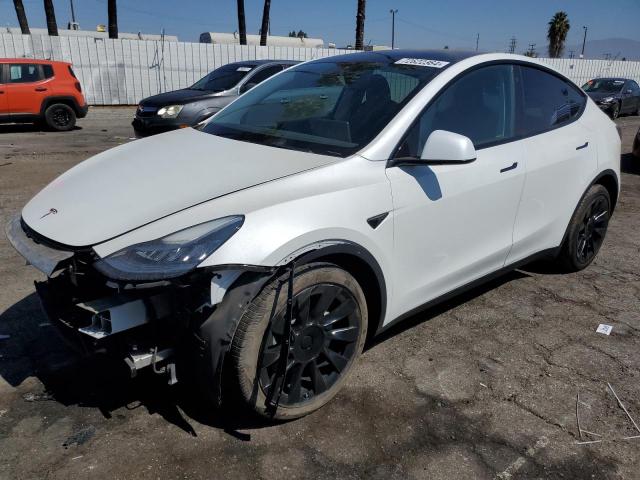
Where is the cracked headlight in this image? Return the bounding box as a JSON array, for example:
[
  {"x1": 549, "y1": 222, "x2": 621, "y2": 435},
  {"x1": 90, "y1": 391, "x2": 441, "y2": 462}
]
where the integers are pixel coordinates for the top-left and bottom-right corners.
[
  {"x1": 157, "y1": 105, "x2": 184, "y2": 118},
  {"x1": 94, "y1": 216, "x2": 244, "y2": 280}
]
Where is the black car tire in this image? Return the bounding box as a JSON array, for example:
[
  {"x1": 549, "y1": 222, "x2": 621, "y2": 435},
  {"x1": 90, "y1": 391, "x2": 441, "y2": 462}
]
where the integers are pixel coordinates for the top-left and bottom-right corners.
[
  {"x1": 230, "y1": 262, "x2": 368, "y2": 420},
  {"x1": 557, "y1": 184, "x2": 611, "y2": 273},
  {"x1": 44, "y1": 103, "x2": 76, "y2": 131},
  {"x1": 610, "y1": 102, "x2": 620, "y2": 120}
]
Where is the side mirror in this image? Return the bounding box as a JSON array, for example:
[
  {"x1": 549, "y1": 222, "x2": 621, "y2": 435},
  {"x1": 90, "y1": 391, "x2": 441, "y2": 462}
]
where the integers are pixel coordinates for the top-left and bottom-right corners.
[
  {"x1": 240, "y1": 82, "x2": 257, "y2": 93},
  {"x1": 420, "y1": 130, "x2": 476, "y2": 163},
  {"x1": 390, "y1": 130, "x2": 476, "y2": 167}
]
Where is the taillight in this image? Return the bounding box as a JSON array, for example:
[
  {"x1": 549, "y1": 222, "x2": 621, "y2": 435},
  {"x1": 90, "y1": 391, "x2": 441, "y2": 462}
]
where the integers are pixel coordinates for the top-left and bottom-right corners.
[{"x1": 74, "y1": 82, "x2": 82, "y2": 92}]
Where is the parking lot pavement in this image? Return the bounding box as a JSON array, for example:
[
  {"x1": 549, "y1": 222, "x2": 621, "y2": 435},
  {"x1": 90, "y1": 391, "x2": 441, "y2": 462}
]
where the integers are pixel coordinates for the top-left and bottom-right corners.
[{"x1": 0, "y1": 108, "x2": 639, "y2": 479}]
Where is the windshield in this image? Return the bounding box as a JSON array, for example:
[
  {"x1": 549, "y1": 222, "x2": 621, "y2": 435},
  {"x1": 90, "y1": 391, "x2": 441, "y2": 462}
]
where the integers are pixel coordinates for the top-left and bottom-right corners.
[
  {"x1": 191, "y1": 64, "x2": 255, "y2": 92},
  {"x1": 202, "y1": 57, "x2": 446, "y2": 156},
  {"x1": 582, "y1": 79, "x2": 625, "y2": 94}
]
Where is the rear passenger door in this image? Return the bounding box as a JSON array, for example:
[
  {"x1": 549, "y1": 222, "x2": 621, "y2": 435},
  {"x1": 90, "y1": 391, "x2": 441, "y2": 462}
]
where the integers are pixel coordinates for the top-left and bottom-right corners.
[
  {"x1": 506, "y1": 65, "x2": 596, "y2": 265},
  {"x1": 5, "y1": 63, "x2": 49, "y2": 115}
]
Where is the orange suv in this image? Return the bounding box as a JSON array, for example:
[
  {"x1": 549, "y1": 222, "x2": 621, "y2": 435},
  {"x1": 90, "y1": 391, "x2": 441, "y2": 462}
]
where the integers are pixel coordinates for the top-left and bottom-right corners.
[{"x1": 0, "y1": 59, "x2": 88, "y2": 131}]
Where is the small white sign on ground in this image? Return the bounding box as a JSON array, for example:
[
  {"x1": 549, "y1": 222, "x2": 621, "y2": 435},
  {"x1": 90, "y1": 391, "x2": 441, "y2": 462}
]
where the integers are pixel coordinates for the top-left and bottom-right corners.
[{"x1": 596, "y1": 324, "x2": 613, "y2": 335}]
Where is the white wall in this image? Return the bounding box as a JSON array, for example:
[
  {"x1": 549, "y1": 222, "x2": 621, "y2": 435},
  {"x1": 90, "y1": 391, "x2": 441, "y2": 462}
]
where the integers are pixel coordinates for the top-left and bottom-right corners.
[
  {"x1": 2, "y1": 33, "x2": 640, "y2": 105},
  {"x1": 0, "y1": 33, "x2": 351, "y2": 105}
]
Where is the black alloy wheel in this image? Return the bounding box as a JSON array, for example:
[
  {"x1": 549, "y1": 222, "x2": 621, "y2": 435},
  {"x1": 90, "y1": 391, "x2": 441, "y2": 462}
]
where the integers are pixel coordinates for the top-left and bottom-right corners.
[
  {"x1": 44, "y1": 103, "x2": 76, "y2": 131},
  {"x1": 575, "y1": 195, "x2": 609, "y2": 265},
  {"x1": 259, "y1": 283, "x2": 360, "y2": 406},
  {"x1": 557, "y1": 184, "x2": 611, "y2": 272},
  {"x1": 229, "y1": 263, "x2": 368, "y2": 420}
]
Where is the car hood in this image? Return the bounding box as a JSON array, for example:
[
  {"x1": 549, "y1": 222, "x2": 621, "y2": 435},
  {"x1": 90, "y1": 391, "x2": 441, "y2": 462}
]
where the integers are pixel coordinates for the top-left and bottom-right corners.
[
  {"x1": 22, "y1": 128, "x2": 339, "y2": 247},
  {"x1": 141, "y1": 89, "x2": 227, "y2": 107},
  {"x1": 586, "y1": 91, "x2": 620, "y2": 101}
]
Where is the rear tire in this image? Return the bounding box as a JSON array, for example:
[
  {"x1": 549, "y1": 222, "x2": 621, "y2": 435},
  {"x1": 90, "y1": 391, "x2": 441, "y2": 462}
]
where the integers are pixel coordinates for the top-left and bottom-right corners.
[
  {"x1": 230, "y1": 263, "x2": 368, "y2": 420},
  {"x1": 44, "y1": 103, "x2": 76, "y2": 131},
  {"x1": 557, "y1": 184, "x2": 611, "y2": 272}
]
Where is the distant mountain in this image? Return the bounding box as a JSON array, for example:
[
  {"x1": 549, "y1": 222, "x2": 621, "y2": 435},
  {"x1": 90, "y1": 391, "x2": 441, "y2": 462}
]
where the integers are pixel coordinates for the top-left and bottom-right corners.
[{"x1": 559, "y1": 38, "x2": 640, "y2": 61}]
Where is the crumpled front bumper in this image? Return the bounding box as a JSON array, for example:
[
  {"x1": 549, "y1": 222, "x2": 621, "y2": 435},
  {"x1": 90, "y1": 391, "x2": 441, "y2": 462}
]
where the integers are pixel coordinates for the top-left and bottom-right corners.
[{"x1": 4, "y1": 215, "x2": 74, "y2": 277}]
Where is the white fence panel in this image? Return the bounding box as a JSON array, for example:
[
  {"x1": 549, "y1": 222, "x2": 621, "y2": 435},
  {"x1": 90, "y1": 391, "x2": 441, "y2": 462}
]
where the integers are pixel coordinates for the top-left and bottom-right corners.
[{"x1": 10, "y1": 33, "x2": 639, "y2": 106}]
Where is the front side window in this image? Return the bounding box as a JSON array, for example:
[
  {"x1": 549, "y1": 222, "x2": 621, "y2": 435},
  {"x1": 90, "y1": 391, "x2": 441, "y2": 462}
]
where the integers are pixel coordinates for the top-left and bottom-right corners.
[
  {"x1": 395, "y1": 64, "x2": 516, "y2": 158},
  {"x1": 520, "y1": 66, "x2": 585, "y2": 136},
  {"x1": 191, "y1": 64, "x2": 256, "y2": 92},
  {"x1": 9, "y1": 64, "x2": 42, "y2": 83},
  {"x1": 203, "y1": 57, "x2": 448, "y2": 157}
]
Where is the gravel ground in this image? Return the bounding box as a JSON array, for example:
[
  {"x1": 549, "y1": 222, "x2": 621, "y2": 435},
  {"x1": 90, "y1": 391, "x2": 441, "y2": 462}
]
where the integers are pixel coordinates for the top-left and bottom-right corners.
[{"x1": 0, "y1": 108, "x2": 639, "y2": 480}]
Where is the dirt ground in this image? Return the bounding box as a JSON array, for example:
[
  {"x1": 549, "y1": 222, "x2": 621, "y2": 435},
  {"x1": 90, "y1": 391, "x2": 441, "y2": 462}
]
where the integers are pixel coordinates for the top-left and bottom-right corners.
[{"x1": 0, "y1": 108, "x2": 639, "y2": 480}]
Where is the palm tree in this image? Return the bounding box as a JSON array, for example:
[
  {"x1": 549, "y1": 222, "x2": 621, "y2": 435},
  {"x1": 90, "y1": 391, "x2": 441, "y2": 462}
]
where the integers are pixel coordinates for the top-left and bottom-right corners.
[
  {"x1": 260, "y1": 0, "x2": 271, "y2": 46},
  {"x1": 237, "y1": 0, "x2": 247, "y2": 45},
  {"x1": 108, "y1": 0, "x2": 118, "y2": 39},
  {"x1": 43, "y1": 0, "x2": 58, "y2": 36},
  {"x1": 547, "y1": 11, "x2": 570, "y2": 58},
  {"x1": 355, "y1": 0, "x2": 366, "y2": 50},
  {"x1": 13, "y1": 0, "x2": 30, "y2": 34}
]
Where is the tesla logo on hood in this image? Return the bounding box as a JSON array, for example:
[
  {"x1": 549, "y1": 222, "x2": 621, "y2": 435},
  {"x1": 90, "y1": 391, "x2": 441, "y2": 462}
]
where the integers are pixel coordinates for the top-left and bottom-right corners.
[{"x1": 40, "y1": 208, "x2": 58, "y2": 219}]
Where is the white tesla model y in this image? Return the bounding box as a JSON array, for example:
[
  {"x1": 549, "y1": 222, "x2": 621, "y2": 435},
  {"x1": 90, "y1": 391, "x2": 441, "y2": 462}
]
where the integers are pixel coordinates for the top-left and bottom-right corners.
[{"x1": 6, "y1": 51, "x2": 621, "y2": 419}]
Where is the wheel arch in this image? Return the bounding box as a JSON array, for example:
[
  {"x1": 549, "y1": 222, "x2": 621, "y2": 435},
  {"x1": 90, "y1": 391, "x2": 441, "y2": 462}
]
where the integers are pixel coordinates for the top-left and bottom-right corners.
[
  {"x1": 40, "y1": 96, "x2": 81, "y2": 116},
  {"x1": 290, "y1": 241, "x2": 387, "y2": 342},
  {"x1": 592, "y1": 169, "x2": 619, "y2": 213}
]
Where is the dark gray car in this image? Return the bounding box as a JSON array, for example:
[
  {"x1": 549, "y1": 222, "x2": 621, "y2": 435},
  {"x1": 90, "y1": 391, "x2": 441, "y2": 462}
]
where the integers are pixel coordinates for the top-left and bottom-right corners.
[
  {"x1": 132, "y1": 60, "x2": 298, "y2": 136},
  {"x1": 582, "y1": 77, "x2": 640, "y2": 119}
]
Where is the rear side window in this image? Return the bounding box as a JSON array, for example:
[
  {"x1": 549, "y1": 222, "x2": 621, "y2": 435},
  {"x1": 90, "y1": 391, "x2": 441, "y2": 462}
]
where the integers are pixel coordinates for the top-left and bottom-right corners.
[
  {"x1": 518, "y1": 66, "x2": 585, "y2": 136},
  {"x1": 395, "y1": 64, "x2": 516, "y2": 157},
  {"x1": 43, "y1": 64, "x2": 54, "y2": 79},
  {"x1": 68, "y1": 66, "x2": 77, "y2": 78},
  {"x1": 9, "y1": 64, "x2": 42, "y2": 83}
]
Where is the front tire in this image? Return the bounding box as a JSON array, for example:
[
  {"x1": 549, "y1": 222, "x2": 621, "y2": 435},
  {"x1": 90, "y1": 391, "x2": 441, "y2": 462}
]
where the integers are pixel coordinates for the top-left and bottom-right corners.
[
  {"x1": 557, "y1": 184, "x2": 611, "y2": 272},
  {"x1": 610, "y1": 102, "x2": 620, "y2": 120},
  {"x1": 230, "y1": 263, "x2": 368, "y2": 420},
  {"x1": 44, "y1": 103, "x2": 76, "y2": 131}
]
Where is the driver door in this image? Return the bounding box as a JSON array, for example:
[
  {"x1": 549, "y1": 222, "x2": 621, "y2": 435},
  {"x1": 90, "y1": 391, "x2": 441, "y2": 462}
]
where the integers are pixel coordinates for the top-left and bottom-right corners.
[{"x1": 385, "y1": 64, "x2": 526, "y2": 320}]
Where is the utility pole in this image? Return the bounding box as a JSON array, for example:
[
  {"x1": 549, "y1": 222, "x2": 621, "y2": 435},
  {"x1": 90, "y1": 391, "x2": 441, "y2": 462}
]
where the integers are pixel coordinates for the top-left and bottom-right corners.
[
  {"x1": 390, "y1": 9, "x2": 398, "y2": 49},
  {"x1": 13, "y1": 0, "x2": 30, "y2": 34},
  {"x1": 508, "y1": 36, "x2": 517, "y2": 54},
  {"x1": 581, "y1": 26, "x2": 588, "y2": 58},
  {"x1": 569, "y1": 50, "x2": 575, "y2": 59},
  {"x1": 527, "y1": 43, "x2": 536, "y2": 57},
  {"x1": 475, "y1": 33, "x2": 479, "y2": 51}
]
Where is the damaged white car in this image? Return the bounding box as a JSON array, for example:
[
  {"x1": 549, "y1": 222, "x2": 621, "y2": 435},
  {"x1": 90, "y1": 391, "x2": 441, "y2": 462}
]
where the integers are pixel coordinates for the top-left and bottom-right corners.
[{"x1": 6, "y1": 50, "x2": 620, "y2": 420}]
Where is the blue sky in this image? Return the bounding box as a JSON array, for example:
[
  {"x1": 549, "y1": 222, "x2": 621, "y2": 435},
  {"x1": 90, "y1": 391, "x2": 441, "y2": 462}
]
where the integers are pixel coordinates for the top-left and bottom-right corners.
[{"x1": 2, "y1": 0, "x2": 639, "y2": 52}]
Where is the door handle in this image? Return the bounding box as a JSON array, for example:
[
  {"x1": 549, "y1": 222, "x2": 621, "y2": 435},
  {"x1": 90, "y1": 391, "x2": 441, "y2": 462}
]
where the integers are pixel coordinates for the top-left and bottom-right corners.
[
  {"x1": 35, "y1": 87, "x2": 47, "y2": 92},
  {"x1": 500, "y1": 162, "x2": 518, "y2": 173},
  {"x1": 576, "y1": 142, "x2": 589, "y2": 150}
]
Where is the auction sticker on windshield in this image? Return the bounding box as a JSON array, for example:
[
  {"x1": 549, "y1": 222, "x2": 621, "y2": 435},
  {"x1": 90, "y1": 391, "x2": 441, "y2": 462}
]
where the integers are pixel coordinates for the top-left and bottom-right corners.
[{"x1": 395, "y1": 58, "x2": 450, "y2": 68}]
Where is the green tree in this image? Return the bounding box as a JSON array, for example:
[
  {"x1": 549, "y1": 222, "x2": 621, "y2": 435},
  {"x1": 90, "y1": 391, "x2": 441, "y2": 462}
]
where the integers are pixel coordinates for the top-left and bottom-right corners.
[
  {"x1": 547, "y1": 11, "x2": 570, "y2": 58},
  {"x1": 13, "y1": 0, "x2": 30, "y2": 34},
  {"x1": 355, "y1": 0, "x2": 365, "y2": 50}
]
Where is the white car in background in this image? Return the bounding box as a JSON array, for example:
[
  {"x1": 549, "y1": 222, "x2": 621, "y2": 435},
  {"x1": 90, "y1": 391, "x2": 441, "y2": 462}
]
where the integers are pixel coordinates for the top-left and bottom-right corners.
[{"x1": 6, "y1": 50, "x2": 621, "y2": 420}]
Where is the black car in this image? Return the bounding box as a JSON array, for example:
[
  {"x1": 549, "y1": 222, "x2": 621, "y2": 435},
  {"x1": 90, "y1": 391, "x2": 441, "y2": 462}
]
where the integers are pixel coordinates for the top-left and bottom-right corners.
[
  {"x1": 582, "y1": 77, "x2": 640, "y2": 119},
  {"x1": 633, "y1": 126, "x2": 640, "y2": 159},
  {"x1": 132, "y1": 60, "x2": 298, "y2": 136}
]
